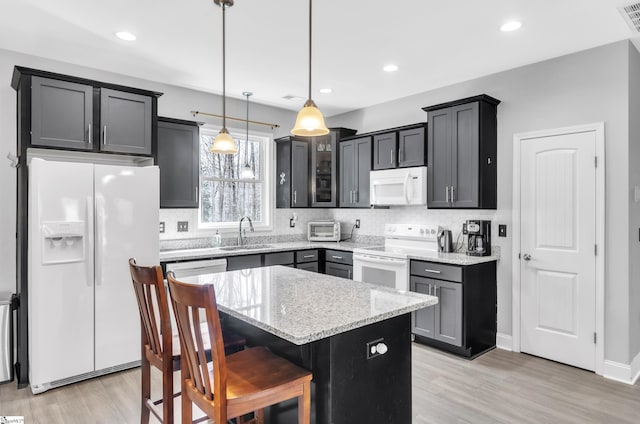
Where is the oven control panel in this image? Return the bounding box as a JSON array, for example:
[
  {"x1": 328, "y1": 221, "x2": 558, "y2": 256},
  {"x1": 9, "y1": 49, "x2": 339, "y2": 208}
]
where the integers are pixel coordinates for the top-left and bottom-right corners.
[{"x1": 384, "y1": 224, "x2": 438, "y2": 240}]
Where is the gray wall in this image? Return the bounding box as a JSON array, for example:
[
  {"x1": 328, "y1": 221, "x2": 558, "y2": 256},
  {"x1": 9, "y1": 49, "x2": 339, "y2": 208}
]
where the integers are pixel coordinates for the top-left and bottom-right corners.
[
  {"x1": 0, "y1": 47, "x2": 297, "y2": 294},
  {"x1": 328, "y1": 40, "x2": 635, "y2": 365},
  {"x1": 629, "y1": 44, "x2": 640, "y2": 362}
]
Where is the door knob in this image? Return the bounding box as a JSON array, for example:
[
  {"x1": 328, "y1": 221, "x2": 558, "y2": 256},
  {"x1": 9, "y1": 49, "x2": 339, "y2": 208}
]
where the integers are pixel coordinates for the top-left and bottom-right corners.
[{"x1": 522, "y1": 253, "x2": 532, "y2": 261}]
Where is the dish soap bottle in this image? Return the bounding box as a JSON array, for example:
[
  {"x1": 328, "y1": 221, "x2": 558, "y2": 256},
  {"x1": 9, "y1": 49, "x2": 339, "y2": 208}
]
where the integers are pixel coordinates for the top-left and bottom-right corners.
[{"x1": 214, "y1": 230, "x2": 222, "y2": 248}]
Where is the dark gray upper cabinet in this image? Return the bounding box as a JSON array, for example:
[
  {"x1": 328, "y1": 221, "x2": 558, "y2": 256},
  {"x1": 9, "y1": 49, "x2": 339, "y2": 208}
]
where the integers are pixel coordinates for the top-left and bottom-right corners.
[
  {"x1": 372, "y1": 132, "x2": 397, "y2": 170},
  {"x1": 157, "y1": 117, "x2": 200, "y2": 208},
  {"x1": 398, "y1": 126, "x2": 426, "y2": 168},
  {"x1": 424, "y1": 95, "x2": 499, "y2": 209},
  {"x1": 31, "y1": 76, "x2": 94, "y2": 150},
  {"x1": 339, "y1": 136, "x2": 371, "y2": 207},
  {"x1": 310, "y1": 128, "x2": 357, "y2": 208},
  {"x1": 275, "y1": 137, "x2": 309, "y2": 208},
  {"x1": 11, "y1": 66, "x2": 161, "y2": 156},
  {"x1": 100, "y1": 88, "x2": 153, "y2": 155}
]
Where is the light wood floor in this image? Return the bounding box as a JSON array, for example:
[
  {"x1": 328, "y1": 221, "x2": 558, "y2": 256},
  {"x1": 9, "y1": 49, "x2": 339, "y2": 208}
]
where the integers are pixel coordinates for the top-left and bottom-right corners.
[{"x1": 1, "y1": 344, "x2": 639, "y2": 423}]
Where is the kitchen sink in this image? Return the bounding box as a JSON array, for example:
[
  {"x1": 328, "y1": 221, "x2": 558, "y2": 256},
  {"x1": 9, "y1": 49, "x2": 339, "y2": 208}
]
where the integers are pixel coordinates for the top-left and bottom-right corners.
[{"x1": 219, "y1": 244, "x2": 273, "y2": 251}]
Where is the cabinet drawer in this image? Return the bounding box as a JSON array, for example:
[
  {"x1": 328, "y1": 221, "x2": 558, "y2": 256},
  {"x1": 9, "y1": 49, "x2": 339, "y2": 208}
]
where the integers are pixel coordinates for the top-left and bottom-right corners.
[
  {"x1": 410, "y1": 261, "x2": 462, "y2": 282},
  {"x1": 325, "y1": 249, "x2": 353, "y2": 265},
  {"x1": 325, "y1": 262, "x2": 353, "y2": 279},
  {"x1": 296, "y1": 262, "x2": 319, "y2": 273},
  {"x1": 264, "y1": 251, "x2": 294, "y2": 266},
  {"x1": 296, "y1": 249, "x2": 319, "y2": 263},
  {"x1": 226, "y1": 254, "x2": 261, "y2": 271}
]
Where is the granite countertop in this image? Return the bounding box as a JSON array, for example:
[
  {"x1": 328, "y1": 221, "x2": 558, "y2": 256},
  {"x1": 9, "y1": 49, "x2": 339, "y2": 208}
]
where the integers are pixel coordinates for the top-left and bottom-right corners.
[
  {"x1": 178, "y1": 265, "x2": 437, "y2": 345},
  {"x1": 160, "y1": 241, "x2": 499, "y2": 265}
]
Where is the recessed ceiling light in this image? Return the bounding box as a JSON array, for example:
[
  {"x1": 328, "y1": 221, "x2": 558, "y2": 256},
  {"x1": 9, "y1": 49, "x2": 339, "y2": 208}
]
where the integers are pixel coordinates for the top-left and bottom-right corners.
[
  {"x1": 383, "y1": 64, "x2": 399, "y2": 72},
  {"x1": 500, "y1": 21, "x2": 522, "y2": 32},
  {"x1": 115, "y1": 31, "x2": 137, "y2": 41},
  {"x1": 319, "y1": 88, "x2": 333, "y2": 94}
]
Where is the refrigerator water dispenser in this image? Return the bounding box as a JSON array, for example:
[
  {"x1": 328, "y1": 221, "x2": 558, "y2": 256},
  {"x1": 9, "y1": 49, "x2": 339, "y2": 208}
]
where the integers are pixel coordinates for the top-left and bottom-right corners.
[{"x1": 41, "y1": 221, "x2": 85, "y2": 264}]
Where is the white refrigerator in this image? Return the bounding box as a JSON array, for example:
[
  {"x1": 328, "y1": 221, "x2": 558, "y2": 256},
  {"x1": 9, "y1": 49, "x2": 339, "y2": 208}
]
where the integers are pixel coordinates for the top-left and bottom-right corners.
[{"x1": 28, "y1": 158, "x2": 159, "y2": 393}]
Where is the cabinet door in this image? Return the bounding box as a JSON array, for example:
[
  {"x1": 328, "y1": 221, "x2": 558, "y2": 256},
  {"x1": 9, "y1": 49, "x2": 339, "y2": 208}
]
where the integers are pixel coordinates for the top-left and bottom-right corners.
[
  {"x1": 434, "y1": 280, "x2": 463, "y2": 346},
  {"x1": 325, "y1": 262, "x2": 353, "y2": 279},
  {"x1": 31, "y1": 76, "x2": 93, "y2": 150},
  {"x1": 157, "y1": 119, "x2": 199, "y2": 208},
  {"x1": 291, "y1": 140, "x2": 309, "y2": 207},
  {"x1": 372, "y1": 132, "x2": 397, "y2": 170},
  {"x1": 451, "y1": 102, "x2": 480, "y2": 208},
  {"x1": 296, "y1": 262, "x2": 319, "y2": 273},
  {"x1": 100, "y1": 88, "x2": 152, "y2": 155},
  {"x1": 398, "y1": 127, "x2": 426, "y2": 168},
  {"x1": 354, "y1": 137, "x2": 372, "y2": 207},
  {"x1": 276, "y1": 140, "x2": 291, "y2": 208},
  {"x1": 427, "y1": 108, "x2": 453, "y2": 208},
  {"x1": 264, "y1": 251, "x2": 294, "y2": 266},
  {"x1": 339, "y1": 140, "x2": 355, "y2": 207},
  {"x1": 311, "y1": 133, "x2": 336, "y2": 207},
  {"x1": 226, "y1": 255, "x2": 262, "y2": 271},
  {"x1": 411, "y1": 276, "x2": 436, "y2": 338}
]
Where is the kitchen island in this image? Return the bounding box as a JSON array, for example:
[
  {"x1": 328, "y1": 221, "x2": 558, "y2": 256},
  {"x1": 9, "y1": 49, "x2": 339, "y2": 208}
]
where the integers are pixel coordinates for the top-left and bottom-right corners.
[{"x1": 178, "y1": 265, "x2": 437, "y2": 424}]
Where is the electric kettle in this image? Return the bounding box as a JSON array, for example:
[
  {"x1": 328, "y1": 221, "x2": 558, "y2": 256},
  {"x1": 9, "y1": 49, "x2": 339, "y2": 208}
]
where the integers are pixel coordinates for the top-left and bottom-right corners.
[{"x1": 437, "y1": 227, "x2": 453, "y2": 253}]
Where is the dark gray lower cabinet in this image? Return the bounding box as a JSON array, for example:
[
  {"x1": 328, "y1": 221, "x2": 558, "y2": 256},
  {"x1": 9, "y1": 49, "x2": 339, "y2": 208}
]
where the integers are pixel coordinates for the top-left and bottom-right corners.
[
  {"x1": 226, "y1": 254, "x2": 261, "y2": 271},
  {"x1": 264, "y1": 251, "x2": 294, "y2": 266},
  {"x1": 410, "y1": 259, "x2": 496, "y2": 358},
  {"x1": 296, "y1": 262, "x2": 319, "y2": 272},
  {"x1": 157, "y1": 117, "x2": 200, "y2": 208},
  {"x1": 325, "y1": 262, "x2": 352, "y2": 279}
]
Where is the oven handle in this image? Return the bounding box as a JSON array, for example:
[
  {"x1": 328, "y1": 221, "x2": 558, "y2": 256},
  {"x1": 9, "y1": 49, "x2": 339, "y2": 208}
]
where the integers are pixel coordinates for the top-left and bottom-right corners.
[{"x1": 353, "y1": 253, "x2": 407, "y2": 264}]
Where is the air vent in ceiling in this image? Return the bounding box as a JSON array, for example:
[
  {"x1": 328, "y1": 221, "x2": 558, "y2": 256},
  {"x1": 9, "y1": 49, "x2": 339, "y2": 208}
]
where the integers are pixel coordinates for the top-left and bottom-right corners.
[
  {"x1": 282, "y1": 95, "x2": 305, "y2": 101},
  {"x1": 619, "y1": 3, "x2": 640, "y2": 33}
]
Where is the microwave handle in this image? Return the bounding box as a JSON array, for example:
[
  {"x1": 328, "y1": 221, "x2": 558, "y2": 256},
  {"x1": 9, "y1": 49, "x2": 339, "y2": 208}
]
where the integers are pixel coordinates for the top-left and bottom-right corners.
[{"x1": 403, "y1": 172, "x2": 411, "y2": 203}]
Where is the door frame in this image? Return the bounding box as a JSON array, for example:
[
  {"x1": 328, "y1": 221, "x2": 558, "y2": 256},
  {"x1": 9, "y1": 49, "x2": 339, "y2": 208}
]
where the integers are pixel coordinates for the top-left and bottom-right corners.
[{"x1": 511, "y1": 122, "x2": 605, "y2": 375}]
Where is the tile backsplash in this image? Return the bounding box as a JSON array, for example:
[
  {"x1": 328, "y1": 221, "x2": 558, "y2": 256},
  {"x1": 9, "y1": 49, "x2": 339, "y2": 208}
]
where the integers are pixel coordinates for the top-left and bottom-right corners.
[{"x1": 159, "y1": 206, "x2": 500, "y2": 251}]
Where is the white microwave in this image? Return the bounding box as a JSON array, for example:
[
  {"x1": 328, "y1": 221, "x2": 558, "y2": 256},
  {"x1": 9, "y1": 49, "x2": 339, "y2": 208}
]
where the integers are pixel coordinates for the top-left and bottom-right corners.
[
  {"x1": 308, "y1": 221, "x2": 341, "y2": 242},
  {"x1": 370, "y1": 166, "x2": 427, "y2": 206}
]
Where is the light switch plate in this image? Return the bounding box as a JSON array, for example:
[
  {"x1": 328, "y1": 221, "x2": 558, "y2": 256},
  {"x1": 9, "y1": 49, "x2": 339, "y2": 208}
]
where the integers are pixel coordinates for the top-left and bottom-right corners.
[
  {"x1": 159, "y1": 222, "x2": 165, "y2": 233},
  {"x1": 498, "y1": 224, "x2": 507, "y2": 237}
]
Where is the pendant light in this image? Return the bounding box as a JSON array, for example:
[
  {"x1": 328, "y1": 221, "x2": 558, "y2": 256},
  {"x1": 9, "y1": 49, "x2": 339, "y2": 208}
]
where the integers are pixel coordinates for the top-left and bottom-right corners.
[
  {"x1": 291, "y1": 0, "x2": 329, "y2": 136},
  {"x1": 240, "y1": 91, "x2": 255, "y2": 179},
  {"x1": 210, "y1": 0, "x2": 237, "y2": 154}
]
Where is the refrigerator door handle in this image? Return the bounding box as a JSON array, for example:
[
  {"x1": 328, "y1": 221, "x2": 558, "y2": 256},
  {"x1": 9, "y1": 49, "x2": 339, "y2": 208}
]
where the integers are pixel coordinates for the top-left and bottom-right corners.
[
  {"x1": 86, "y1": 196, "x2": 94, "y2": 287},
  {"x1": 95, "y1": 195, "x2": 105, "y2": 286}
]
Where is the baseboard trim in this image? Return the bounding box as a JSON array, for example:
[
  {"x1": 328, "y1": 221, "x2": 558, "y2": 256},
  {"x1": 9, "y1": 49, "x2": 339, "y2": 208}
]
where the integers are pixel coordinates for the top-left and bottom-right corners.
[
  {"x1": 496, "y1": 333, "x2": 513, "y2": 351},
  {"x1": 603, "y1": 351, "x2": 640, "y2": 385}
]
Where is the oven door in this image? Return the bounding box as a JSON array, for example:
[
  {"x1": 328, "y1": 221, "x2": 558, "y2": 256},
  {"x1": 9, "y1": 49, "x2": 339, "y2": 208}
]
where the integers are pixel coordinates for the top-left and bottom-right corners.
[{"x1": 353, "y1": 253, "x2": 408, "y2": 291}]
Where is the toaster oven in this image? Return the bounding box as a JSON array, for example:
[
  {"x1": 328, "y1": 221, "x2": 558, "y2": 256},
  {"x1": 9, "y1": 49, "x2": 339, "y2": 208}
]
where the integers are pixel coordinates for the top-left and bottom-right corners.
[{"x1": 308, "y1": 221, "x2": 341, "y2": 242}]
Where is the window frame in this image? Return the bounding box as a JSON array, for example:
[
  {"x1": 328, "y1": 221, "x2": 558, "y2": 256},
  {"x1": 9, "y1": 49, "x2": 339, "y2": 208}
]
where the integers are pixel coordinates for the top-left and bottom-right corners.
[{"x1": 197, "y1": 125, "x2": 273, "y2": 233}]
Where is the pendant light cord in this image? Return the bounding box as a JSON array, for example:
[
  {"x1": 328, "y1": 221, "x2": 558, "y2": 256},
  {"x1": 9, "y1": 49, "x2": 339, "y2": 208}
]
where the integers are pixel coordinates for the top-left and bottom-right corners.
[
  {"x1": 222, "y1": 2, "x2": 227, "y2": 129},
  {"x1": 245, "y1": 93, "x2": 250, "y2": 165},
  {"x1": 308, "y1": 0, "x2": 312, "y2": 101}
]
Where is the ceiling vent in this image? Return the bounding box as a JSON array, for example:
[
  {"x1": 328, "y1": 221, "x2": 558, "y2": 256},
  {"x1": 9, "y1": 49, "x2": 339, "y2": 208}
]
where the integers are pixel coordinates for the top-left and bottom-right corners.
[
  {"x1": 282, "y1": 95, "x2": 305, "y2": 101},
  {"x1": 619, "y1": 3, "x2": 640, "y2": 33}
]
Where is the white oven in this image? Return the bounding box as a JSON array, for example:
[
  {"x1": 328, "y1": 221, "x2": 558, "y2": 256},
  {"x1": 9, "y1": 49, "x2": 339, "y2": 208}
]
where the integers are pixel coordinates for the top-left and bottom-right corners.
[{"x1": 353, "y1": 252, "x2": 408, "y2": 291}]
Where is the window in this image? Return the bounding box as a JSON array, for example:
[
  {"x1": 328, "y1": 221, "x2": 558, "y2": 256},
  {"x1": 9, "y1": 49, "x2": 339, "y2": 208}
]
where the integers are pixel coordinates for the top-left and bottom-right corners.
[{"x1": 199, "y1": 127, "x2": 271, "y2": 230}]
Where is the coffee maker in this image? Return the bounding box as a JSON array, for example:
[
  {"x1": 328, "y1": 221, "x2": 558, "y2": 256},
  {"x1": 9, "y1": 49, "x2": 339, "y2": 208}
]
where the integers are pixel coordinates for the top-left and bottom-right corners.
[{"x1": 466, "y1": 220, "x2": 491, "y2": 256}]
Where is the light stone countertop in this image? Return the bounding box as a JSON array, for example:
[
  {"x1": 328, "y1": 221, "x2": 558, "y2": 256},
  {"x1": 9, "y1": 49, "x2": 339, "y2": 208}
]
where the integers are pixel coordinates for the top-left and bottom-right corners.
[
  {"x1": 160, "y1": 240, "x2": 499, "y2": 265},
  {"x1": 177, "y1": 265, "x2": 437, "y2": 345}
]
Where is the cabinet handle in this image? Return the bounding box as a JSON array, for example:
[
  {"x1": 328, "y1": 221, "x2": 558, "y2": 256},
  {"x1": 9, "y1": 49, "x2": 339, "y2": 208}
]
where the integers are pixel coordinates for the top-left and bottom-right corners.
[
  {"x1": 88, "y1": 123, "x2": 92, "y2": 145},
  {"x1": 434, "y1": 286, "x2": 439, "y2": 295},
  {"x1": 332, "y1": 255, "x2": 343, "y2": 260},
  {"x1": 390, "y1": 150, "x2": 394, "y2": 164},
  {"x1": 348, "y1": 269, "x2": 352, "y2": 279},
  {"x1": 294, "y1": 190, "x2": 297, "y2": 204},
  {"x1": 451, "y1": 186, "x2": 455, "y2": 202},
  {"x1": 354, "y1": 190, "x2": 358, "y2": 203},
  {"x1": 303, "y1": 255, "x2": 315, "y2": 259},
  {"x1": 350, "y1": 190, "x2": 354, "y2": 204},
  {"x1": 424, "y1": 269, "x2": 441, "y2": 274},
  {"x1": 312, "y1": 190, "x2": 316, "y2": 201},
  {"x1": 428, "y1": 283, "x2": 432, "y2": 295},
  {"x1": 445, "y1": 186, "x2": 450, "y2": 203},
  {"x1": 103, "y1": 125, "x2": 107, "y2": 145}
]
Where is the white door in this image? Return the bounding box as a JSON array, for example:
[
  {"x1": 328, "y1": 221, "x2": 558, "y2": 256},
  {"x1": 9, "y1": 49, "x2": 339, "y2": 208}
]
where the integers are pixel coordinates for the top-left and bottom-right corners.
[
  {"x1": 94, "y1": 164, "x2": 159, "y2": 370},
  {"x1": 28, "y1": 159, "x2": 95, "y2": 388},
  {"x1": 520, "y1": 130, "x2": 596, "y2": 371}
]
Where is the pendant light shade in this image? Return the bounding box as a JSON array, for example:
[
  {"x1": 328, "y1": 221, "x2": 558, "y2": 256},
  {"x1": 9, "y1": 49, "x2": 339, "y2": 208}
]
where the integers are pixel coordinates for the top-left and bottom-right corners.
[
  {"x1": 240, "y1": 91, "x2": 255, "y2": 179},
  {"x1": 210, "y1": 0, "x2": 238, "y2": 154},
  {"x1": 291, "y1": 0, "x2": 329, "y2": 136}
]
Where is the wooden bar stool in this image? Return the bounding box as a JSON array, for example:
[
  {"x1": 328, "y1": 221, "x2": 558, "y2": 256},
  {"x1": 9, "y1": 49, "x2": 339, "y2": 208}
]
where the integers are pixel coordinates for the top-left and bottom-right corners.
[
  {"x1": 129, "y1": 258, "x2": 245, "y2": 424},
  {"x1": 167, "y1": 272, "x2": 313, "y2": 424}
]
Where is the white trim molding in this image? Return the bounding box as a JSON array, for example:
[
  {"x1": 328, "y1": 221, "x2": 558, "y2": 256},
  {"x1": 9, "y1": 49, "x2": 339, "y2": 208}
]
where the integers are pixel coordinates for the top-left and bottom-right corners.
[
  {"x1": 496, "y1": 333, "x2": 513, "y2": 351},
  {"x1": 603, "y1": 351, "x2": 640, "y2": 384},
  {"x1": 512, "y1": 122, "x2": 606, "y2": 375}
]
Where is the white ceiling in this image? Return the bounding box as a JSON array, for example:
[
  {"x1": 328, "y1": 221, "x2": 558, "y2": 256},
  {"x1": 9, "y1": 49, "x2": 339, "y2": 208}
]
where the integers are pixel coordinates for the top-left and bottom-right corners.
[{"x1": 1, "y1": 0, "x2": 638, "y2": 117}]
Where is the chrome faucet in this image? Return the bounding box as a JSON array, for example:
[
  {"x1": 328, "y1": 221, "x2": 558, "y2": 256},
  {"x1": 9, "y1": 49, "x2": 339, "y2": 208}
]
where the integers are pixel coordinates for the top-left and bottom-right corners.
[{"x1": 238, "y1": 216, "x2": 254, "y2": 246}]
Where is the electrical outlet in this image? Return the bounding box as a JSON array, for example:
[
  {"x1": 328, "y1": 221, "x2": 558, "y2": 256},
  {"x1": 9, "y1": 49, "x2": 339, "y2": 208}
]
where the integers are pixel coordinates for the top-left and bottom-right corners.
[
  {"x1": 355, "y1": 219, "x2": 361, "y2": 229},
  {"x1": 289, "y1": 218, "x2": 295, "y2": 228},
  {"x1": 177, "y1": 221, "x2": 189, "y2": 232},
  {"x1": 159, "y1": 222, "x2": 165, "y2": 233},
  {"x1": 462, "y1": 223, "x2": 468, "y2": 234},
  {"x1": 366, "y1": 338, "x2": 387, "y2": 360},
  {"x1": 498, "y1": 224, "x2": 507, "y2": 237}
]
